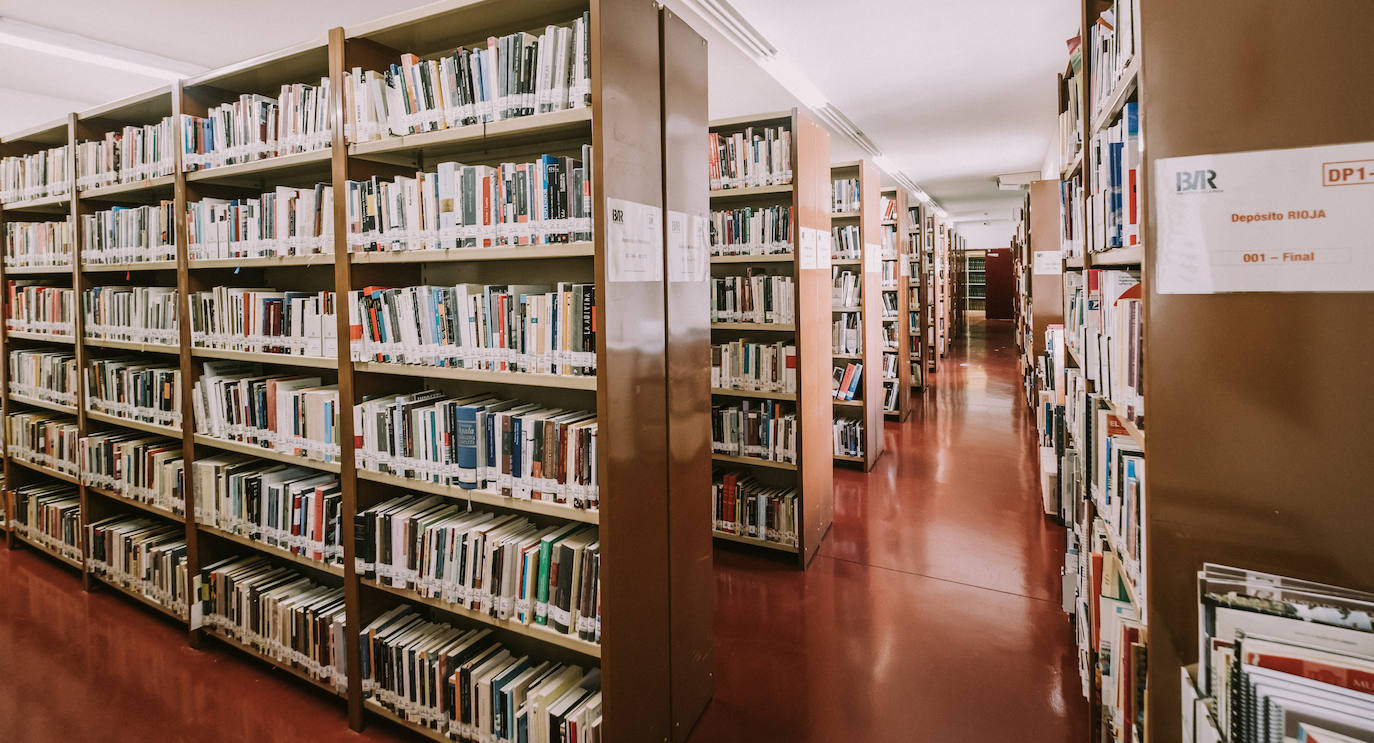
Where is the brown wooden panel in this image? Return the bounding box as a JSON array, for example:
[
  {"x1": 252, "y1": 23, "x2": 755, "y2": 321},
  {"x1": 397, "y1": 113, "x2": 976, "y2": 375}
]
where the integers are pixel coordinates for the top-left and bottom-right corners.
[
  {"x1": 856, "y1": 160, "x2": 883, "y2": 468},
  {"x1": 659, "y1": 10, "x2": 712, "y2": 740},
  {"x1": 1028, "y1": 180, "x2": 1063, "y2": 357},
  {"x1": 592, "y1": 0, "x2": 672, "y2": 738},
  {"x1": 984, "y1": 247, "x2": 1014, "y2": 320},
  {"x1": 1140, "y1": 2, "x2": 1374, "y2": 741},
  {"x1": 794, "y1": 110, "x2": 833, "y2": 566}
]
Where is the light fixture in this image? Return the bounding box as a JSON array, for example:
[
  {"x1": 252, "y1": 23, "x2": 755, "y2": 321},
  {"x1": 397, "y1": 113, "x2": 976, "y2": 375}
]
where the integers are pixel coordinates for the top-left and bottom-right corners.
[{"x1": 0, "y1": 17, "x2": 204, "y2": 81}]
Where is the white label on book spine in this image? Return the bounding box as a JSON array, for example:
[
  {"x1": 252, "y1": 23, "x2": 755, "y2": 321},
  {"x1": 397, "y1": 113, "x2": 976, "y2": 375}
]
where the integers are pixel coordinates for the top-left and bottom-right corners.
[
  {"x1": 605, "y1": 197, "x2": 663, "y2": 282},
  {"x1": 1156, "y1": 140, "x2": 1374, "y2": 293},
  {"x1": 666, "y1": 210, "x2": 708, "y2": 283},
  {"x1": 864, "y1": 242, "x2": 881, "y2": 274},
  {"x1": 1033, "y1": 251, "x2": 1063, "y2": 275}
]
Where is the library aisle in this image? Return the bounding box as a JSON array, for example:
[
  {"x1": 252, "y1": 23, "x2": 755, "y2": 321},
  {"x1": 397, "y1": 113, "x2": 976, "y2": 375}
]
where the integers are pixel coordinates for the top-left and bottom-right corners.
[{"x1": 691, "y1": 316, "x2": 1086, "y2": 742}]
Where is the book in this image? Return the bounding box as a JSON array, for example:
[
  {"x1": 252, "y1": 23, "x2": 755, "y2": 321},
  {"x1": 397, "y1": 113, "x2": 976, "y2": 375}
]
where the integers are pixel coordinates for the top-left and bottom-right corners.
[
  {"x1": 710, "y1": 401, "x2": 797, "y2": 464},
  {"x1": 3, "y1": 218, "x2": 73, "y2": 268},
  {"x1": 0, "y1": 144, "x2": 72, "y2": 204},
  {"x1": 711, "y1": 340, "x2": 797, "y2": 393},
  {"x1": 190, "y1": 362, "x2": 340, "y2": 462},
  {"x1": 80, "y1": 203, "x2": 177, "y2": 265},
  {"x1": 831, "y1": 224, "x2": 861, "y2": 260},
  {"x1": 80, "y1": 431, "x2": 184, "y2": 515},
  {"x1": 832, "y1": 418, "x2": 864, "y2": 457},
  {"x1": 191, "y1": 455, "x2": 342, "y2": 567},
  {"x1": 87, "y1": 515, "x2": 187, "y2": 614},
  {"x1": 5, "y1": 282, "x2": 74, "y2": 336},
  {"x1": 75, "y1": 117, "x2": 177, "y2": 189},
  {"x1": 708, "y1": 125, "x2": 793, "y2": 190},
  {"x1": 710, "y1": 272, "x2": 795, "y2": 325},
  {"x1": 83, "y1": 285, "x2": 178, "y2": 346},
  {"x1": 831, "y1": 178, "x2": 860, "y2": 213},
  {"x1": 84, "y1": 357, "x2": 181, "y2": 428},
  {"x1": 189, "y1": 287, "x2": 336, "y2": 358},
  {"x1": 831, "y1": 268, "x2": 860, "y2": 307},
  {"x1": 709, "y1": 204, "x2": 793, "y2": 256},
  {"x1": 8, "y1": 349, "x2": 78, "y2": 407},
  {"x1": 711, "y1": 470, "x2": 798, "y2": 546},
  {"x1": 831, "y1": 311, "x2": 861, "y2": 355}
]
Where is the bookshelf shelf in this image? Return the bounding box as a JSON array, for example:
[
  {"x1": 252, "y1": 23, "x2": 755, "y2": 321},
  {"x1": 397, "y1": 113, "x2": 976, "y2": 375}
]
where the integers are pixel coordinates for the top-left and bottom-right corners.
[
  {"x1": 832, "y1": 399, "x2": 863, "y2": 408},
  {"x1": 78, "y1": 174, "x2": 177, "y2": 200},
  {"x1": 1090, "y1": 244, "x2": 1143, "y2": 266},
  {"x1": 7, "y1": 392, "x2": 77, "y2": 415},
  {"x1": 11, "y1": 532, "x2": 84, "y2": 570},
  {"x1": 184, "y1": 148, "x2": 332, "y2": 184},
  {"x1": 85, "y1": 410, "x2": 181, "y2": 438},
  {"x1": 190, "y1": 254, "x2": 334, "y2": 270},
  {"x1": 192, "y1": 434, "x2": 341, "y2": 473},
  {"x1": 349, "y1": 242, "x2": 594, "y2": 264},
  {"x1": 206, "y1": 627, "x2": 345, "y2": 699},
  {"x1": 707, "y1": 183, "x2": 793, "y2": 201},
  {"x1": 1, "y1": 193, "x2": 70, "y2": 213},
  {"x1": 361, "y1": 577, "x2": 602, "y2": 659},
  {"x1": 831, "y1": 210, "x2": 860, "y2": 219},
  {"x1": 4, "y1": 264, "x2": 73, "y2": 275},
  {"x1": 83, "y1": 337, "x2": 180, "y2": 355},
  {"x1": 349, "y1": 106, "x2": 593, "y2": 161},
  {"x1": 352, "y1": 361, "x2": 598, "y2": 391},
  {"x1": 83, "y1": 260, "x2": 179, "y2": 272},
  {"x1": 90, "y1": 571, "x2": 185, "y2": 622},
  {"x1": 710, "y1": 387, "x2": 797, "y2": 402},
  {"x1": 10, "y1": 456, "x2": 81, "y2": 485},
  {"x1": 711, "y1": 530, "x2": 798, "y2": 553},
  {"x1": 832, "y1": 453, "x2": 864, "y2": 463},
  {"x1": 197, "y1": 522, "x2": 344, "y2": 577},
  {"x1": 191, "y1": 347, "x2": 338, "y2": 369},
  {"x1": 1062, "y1": 148, "x2": 1083, "y2": 180},
  {"x1": 5, "y1": 331, "x2": 75, "y2": 344},
  {"x1": 709, "y1": 253, "x2": 794, "y2": 264},
  {"x1": 710, "y1": 453, "x2": 797, "y2": 471},
  {"x1": 709, "y1": 321, "x2": 795, "y2": 332},
  {"x1": 355, "y1": 469, "x2": 599, "y2": 525},
  {"x1": 86, "y1": 485, "x2": 183, "y2": 522}
]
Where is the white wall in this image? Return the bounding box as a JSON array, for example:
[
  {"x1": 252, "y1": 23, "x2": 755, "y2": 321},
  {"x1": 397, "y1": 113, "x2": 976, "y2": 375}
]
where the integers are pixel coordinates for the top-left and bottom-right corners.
[{"x1": 957, "y1": 218, "x2": 1017, "y2": 255}]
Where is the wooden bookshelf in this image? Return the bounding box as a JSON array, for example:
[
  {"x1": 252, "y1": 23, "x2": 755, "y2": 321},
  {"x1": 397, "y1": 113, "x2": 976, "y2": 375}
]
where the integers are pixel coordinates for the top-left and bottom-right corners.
[
  {"x1": 709, "y1": 108, "x2": 834, "y2": 567},
  {"x1": 2, "y1": 4, "x2": 718, "y2": 741},
  {"x1": 880, "y1": 188, "x2": 913, "y2": 420},
  {"x1": 829, "y1": 160, "x2": 882, "y2": 470}
]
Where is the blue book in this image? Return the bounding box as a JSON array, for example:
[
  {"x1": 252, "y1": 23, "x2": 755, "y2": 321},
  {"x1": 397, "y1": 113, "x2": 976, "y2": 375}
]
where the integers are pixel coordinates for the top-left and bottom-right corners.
[{"x1": 455, "y1": 403, "x2": 480, "y2": 489}]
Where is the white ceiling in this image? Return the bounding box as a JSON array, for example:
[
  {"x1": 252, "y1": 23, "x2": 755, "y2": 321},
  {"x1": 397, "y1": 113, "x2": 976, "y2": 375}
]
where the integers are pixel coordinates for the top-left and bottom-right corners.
[{"x1": 0, "y1": 0, "x2": 1076, "y2": 219}]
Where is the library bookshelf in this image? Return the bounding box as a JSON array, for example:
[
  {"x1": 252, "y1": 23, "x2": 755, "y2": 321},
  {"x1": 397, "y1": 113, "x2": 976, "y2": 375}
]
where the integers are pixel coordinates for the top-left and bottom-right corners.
[
  {"x1": 829, "y1": 160, "x2": 882, "y2": 470},
  {"x1": 879, "y1": 188, "x2": 912, "y2": 421},
  {"x1": 0, "y1": 2, "x2": 715, "y2": 741},
  {"x1": 708, "y1": 108, "x2": 834, "y2": 567}
]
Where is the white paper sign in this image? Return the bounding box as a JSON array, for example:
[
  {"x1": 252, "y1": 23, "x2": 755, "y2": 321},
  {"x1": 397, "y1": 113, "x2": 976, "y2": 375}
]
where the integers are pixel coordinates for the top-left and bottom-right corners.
[
  {"x1": 605, "y1": 197, "x2": 663, "y2": 282},
  {"x1": 864, "y1": 242, "x2": 881, "y2": 274},
  {"x1": 1033, "y1": 251, "x2": 1063, "y2": 275},
  {"x1": 1156, "y1": 140, "x2": 1374, "y2": 293},
  {"x1": 798, "y1": 227, "x2": 818, "y2": 270},
  {"x1": 818, "y1": 231, "x2": 832, "y2": 270},
  {"x1": 666, "y1": 210, "x2": 707, "y2": 283},
  {"x1": 899, "y1": 257, "x2": 910, "y2": 277}
]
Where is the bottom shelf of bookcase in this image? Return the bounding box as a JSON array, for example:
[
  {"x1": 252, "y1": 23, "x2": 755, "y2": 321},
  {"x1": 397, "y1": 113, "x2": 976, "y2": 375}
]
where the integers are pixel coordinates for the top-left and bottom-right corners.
[
  {"x1": 711, "y1": 530, "x2": 798, "y2": 554},
  {"x1": 11, "y1": 532, "x2": 83, "y2": 571},
  {"x1": 833, "y1": 454, "x2": 865, "y2": 464},
  {"x1": 204, "y1": 627, "x2": 345, "y2": 699},
  {"x1": 365, "y1": 699, "x2": 451, "y2": 743},
  {"x1": 91, "y1": 571, "x2": 185, "y2": 623}
]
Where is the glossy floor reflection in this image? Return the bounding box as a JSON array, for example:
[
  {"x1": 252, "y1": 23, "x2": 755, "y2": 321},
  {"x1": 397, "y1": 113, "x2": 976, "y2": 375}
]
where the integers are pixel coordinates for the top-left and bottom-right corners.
[{"x1": 689, "y1": 317, "x2": 1085, "y2": 742}]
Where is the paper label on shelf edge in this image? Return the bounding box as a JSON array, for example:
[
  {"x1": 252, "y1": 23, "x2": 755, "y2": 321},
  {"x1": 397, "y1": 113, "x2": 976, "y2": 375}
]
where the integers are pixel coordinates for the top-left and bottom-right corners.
[
  {"x1": 798, "y1": 227, "x2": 817, "y2": 269},
  {"x1": 605, "y1": 197, "x2": 663, "y2": 283},
  {"x1": 1033, "y1": 251, "x2": 1063, "y2": 275},
  {"x1": 1155, "y1": 140, "x2": 1374, "y2": 293},
  {"x1": 666, "y1": 210, "x2": 708, "y2": 283},
  {"x1": 864, "y1": 243, "x2": 881, "y2": 274}
]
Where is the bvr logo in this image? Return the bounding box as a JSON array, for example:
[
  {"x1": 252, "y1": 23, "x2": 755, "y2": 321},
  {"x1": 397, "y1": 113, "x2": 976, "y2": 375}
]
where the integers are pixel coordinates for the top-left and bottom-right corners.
[
  {"x1": 1176, "y1": 169, "x2": 1218, "y2": 193},
  {"x1": 611, "y1": 208, "x2": 625, "y2": 224}
]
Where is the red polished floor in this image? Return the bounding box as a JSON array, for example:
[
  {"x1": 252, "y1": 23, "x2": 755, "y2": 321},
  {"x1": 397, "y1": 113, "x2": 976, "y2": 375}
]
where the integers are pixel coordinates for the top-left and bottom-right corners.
[
  {"x1": 687, "y1": 316, "x2": 1086, "y2": 742},
  {"x1": 0, "y1": 317, "x2": 1082, "y2": 742}
]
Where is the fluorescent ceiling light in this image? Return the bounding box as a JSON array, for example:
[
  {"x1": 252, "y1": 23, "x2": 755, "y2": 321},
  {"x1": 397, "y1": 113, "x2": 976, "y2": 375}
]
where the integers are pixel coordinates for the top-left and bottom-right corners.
[
  {"x1": 0, "y1": 17, "x2": 204, "y2": 81},
  {"x1": 760, "y1": 53, "x2": 828, "y2": 110}
]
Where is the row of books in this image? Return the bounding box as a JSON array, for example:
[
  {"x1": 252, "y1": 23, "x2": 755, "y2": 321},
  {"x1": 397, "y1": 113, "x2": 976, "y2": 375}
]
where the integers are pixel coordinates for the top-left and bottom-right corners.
[
  {"x1": 345, "y1": 150, "x2": 593, "y2": 252},
  {"x1": 357, "y1": 494, "x2": 600, "y2": 642},
  {"x1": 832, "y1": 224, "x2": 861, "y2": 260},
  {"x1": 833, "y1": 418, "x2": 863, "y2": 458},
  {"x1": 709, "y1": 205, "x2": 793, "y2": 256},
  {"x1": 1087, "y1": 101, "x2": 1139, "y2": 253},
  {"x1": 186, "y1": 186, "x2": 334, "y2": 260},
  {"x1": 832, "y1": 268, "x2": 860, "y2": 308},
  {"x1": 6, "y1": 283, "x2": 74, "y2": 336},
  {"x1": 881, "y1": 351, "x2": 899, "y2": 381},
  {"x1": 1059, "y1": 178, "x2": 1084, "y2": 259},
  {"x1": 87, "y1": 516, "x2": 188, "y2": 616},
  {"x1": 711, "y1": 471, "x2": 798, "y2": 546},
  {"x1": 190, "y1": 287, "x2": 338, "y2": 358},
  {"x1": 190, "y1": 362, "x2": 341, "y2": 462},
  {"x1": 710, "y1": 401, "x2": 797, "y2": 465},
  {"x1": 1187, "y1": 565, "x2": 1374, "y2": 743},
  {"x1": 1060, "y1": 39, "x2": 1083, "y2": 167},
  {"x1": 0, "y1": 146, "x2": 71, "y2": 204},
  {"x1": 831, "y1": 178, "x2": 860, "y2": 213},
  {"x1": 81, "y1": 202, "x2": 177, "y2": 265},
  {"x1": 82, "y1": 432, "x2": 184, "y2": 515},
  {"x1": 344, "y1": 15, "x2": 591, "y2": 142},
  {"x1": 709, "y1": 273, "x2": 795, "y2": 325},
  {"x1": 879, "y1": 195, "x2": 898, "y2": 222},
  {"x1": 7, "y1": 483, "x2": 82, "y2": 562},
  {"x1": 354, "y1": 391, "x2": 599, "y2": 510},
  {"x1": 879, "y1": 291, "x2": 899, "y2": 317},
  {"x1": 1063, "y1": 268, "x2": 1143, "y2": 419},
  {"x1": 882, "y1": 380, "x2": 900, "y2": 412},
  {"x1": 1090, "y1": 0, "x2": 1137, "y2": 115},
  {"x1": 831, "y1": 363, "x2": 862, "y2": 401},
  {"x1": 4, "y1": 220, "x2": 73, "y2": 268},
  {"x1": 360, "y1": 607, "x2": 601, "y2": 742},
  {"x1": 349, "y1": 282, "x2": 596, "y2": 375},
  {"x1": 201, "y1": 555, "x2": 347, "y2": 690},
  {"x1": 7, "y1": 412, "x2": 80, "y2": 476},
  {"x1": 9, "y1": 350, "x2": 77, "y2": 407},
  {"x1": 710, "y1": 340, "x2": 797, "y2": 394},
  {"x1": 86, "y1": 358, "x2": 182, "y2": 429},
  {"x1": 191, "y1": 455, "x2": 343, "y2": 567},
  {"x1": 881, "y1": 323, "x2": 898, "y2": 349},
  {"x1": 708, "y1": 126, "x2": 793, "y2": 191},
  {"x1": 75, "y1": 119, "x2": 177, "y2": 190},
  {"x1": 181, "y1": 82, "x2": 333, "y2": 171},
  {"x1": 832, "y1": 311, "x2": 861, "y2": 355},
  {"x1": 84, "y1": 285, "x2": 178, "y2": 346}
]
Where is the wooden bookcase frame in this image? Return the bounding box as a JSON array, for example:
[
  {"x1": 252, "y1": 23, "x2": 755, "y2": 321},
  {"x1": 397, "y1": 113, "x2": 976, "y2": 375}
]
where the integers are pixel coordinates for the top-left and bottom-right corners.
[
  {"x1": 879, "y1": 187, "x2": 912, "y2": 421},
  {"x1": 906, "y1": 201, "x2": 926, "y2": 392},
  {"x1": 707, "y1": 108, "x2": 834, "y2": 567},
  {"x1": 0, "y1": 2, "x2": 716, "y2": 740},
  {"x1": 829, "y1": 160, "x2": 882, "y2": 470}
]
